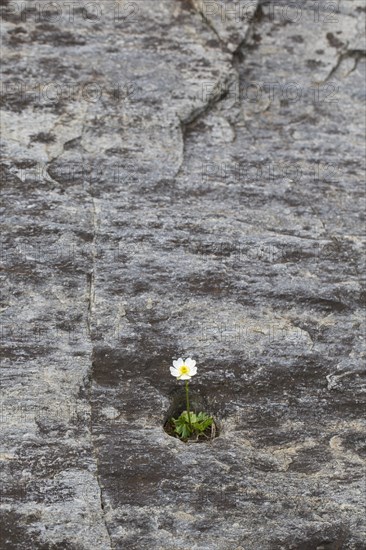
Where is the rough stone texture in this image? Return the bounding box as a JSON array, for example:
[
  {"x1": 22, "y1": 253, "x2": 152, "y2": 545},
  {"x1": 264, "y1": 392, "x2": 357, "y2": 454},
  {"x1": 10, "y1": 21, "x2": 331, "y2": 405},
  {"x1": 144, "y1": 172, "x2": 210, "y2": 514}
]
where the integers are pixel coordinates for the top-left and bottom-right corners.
[{"x1": 1, "y1": 0, "x2": 365, "y2": 548}]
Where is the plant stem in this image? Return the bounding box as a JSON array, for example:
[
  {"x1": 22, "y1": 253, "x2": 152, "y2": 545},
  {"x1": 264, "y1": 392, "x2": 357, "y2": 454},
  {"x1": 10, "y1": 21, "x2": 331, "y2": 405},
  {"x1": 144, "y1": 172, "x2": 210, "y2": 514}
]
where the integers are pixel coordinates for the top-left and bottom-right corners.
[{"x1": 185, "y1": 380, "x2": 192, "y2": 428}]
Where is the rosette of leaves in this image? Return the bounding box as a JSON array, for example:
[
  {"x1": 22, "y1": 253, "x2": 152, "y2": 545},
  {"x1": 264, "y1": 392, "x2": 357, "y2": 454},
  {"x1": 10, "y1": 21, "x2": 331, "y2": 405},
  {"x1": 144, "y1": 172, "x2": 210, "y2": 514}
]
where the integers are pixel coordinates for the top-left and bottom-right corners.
[{"x1": 172, "y1": 411, "x2": 213, "y2": 441}]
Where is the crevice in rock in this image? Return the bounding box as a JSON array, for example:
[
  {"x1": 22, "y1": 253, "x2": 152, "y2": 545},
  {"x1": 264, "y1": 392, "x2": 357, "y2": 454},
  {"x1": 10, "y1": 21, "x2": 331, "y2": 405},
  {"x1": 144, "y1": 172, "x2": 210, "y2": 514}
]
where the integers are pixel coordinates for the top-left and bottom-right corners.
[
  {"x1": 86, "y1": 197, "x2": 98, "y2": 339},
  {"x1": 86, "y1": 198, "x2": 113, "y2": 548},
  {"x1": 88, "y1": 385, "x2": 114, "y2": 547},
  {"x1": 93, "y1": 449, "x2": 114, "y2": 549},
  {"x1": 323, "y1": 47, "x2": 366, "y2": 82},
  {"x1": 175, "y1": 2, "x2": 261, "y2": 175},
  {"x1": 175, "y1": 77, "x2": 233, "y2": 177},
  {"x1": 192, "y1": 3, "x2": 225, "y2": 47}
]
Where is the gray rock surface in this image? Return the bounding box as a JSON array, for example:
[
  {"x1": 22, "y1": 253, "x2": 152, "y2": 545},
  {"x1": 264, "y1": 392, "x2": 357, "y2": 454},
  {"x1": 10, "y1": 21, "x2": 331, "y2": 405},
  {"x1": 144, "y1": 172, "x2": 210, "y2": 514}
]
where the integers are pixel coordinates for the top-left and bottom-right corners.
[{"x1": 1, "y1": 0, "x2": 365, "y2": 548}]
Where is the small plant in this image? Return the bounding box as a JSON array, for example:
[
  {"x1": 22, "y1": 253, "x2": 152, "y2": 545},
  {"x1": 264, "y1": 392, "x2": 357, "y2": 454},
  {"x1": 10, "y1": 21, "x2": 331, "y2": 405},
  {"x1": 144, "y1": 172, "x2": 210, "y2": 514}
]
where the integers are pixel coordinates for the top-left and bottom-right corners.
[
  {"x1": 172, "y1": 411, "x2": 213, "y2": 440},
  {"x1": 169, "y1": 358, "x2": 214, "y2": 442}
]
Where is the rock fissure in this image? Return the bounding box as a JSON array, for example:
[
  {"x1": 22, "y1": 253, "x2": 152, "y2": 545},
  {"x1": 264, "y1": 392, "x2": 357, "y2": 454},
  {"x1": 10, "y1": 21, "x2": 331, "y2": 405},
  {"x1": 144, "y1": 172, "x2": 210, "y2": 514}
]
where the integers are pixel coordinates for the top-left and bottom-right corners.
[
  {"x1": 323, "y1": 46, "x2": 366, "y2": 82},
  {"x1": 85, "y1": 195, "x2": 114, "y2": 546}
]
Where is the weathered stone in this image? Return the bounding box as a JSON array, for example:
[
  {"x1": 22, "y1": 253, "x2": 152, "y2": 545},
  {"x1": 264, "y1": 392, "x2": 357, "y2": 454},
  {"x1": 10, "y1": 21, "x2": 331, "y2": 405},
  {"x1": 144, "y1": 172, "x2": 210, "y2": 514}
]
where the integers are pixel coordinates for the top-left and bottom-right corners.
[{"x1": 1, "y1": 0, "x2": 365, "y2": 548}]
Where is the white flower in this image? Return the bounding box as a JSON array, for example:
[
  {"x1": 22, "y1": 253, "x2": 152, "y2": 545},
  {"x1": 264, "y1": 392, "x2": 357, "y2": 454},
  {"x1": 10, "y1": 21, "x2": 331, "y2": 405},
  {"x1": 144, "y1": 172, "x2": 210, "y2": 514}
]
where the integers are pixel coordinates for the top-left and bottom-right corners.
[{"x1": 170, "y1": 358, "x2": 197, "y2": 380}]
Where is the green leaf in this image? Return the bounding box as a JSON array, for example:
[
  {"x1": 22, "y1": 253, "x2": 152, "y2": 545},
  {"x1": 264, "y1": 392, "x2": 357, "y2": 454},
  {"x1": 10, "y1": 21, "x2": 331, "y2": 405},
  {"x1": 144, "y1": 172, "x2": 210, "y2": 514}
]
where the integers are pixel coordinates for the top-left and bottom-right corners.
[
  {"x1": 181, "y1": 424, "x2": 190, "y2": 439},
  {"x1": 192, "y1": 411, "x2": 213, "y2": 433},
  {"x1": 170, "y1": 410, "x2": 213, "y2": 440}
]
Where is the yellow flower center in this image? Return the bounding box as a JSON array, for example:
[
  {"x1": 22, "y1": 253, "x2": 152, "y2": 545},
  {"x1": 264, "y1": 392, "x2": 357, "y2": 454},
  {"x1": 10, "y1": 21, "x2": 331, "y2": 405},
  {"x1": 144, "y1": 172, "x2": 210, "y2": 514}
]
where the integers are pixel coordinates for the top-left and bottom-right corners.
[{"x1": 179, "y1": 365, "x2": 189, "y2": 375}]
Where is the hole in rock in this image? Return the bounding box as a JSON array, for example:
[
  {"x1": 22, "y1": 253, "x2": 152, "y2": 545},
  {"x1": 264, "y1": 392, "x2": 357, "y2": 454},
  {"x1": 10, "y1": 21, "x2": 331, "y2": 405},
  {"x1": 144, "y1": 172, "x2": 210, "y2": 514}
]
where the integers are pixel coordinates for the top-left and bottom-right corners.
[{"x1": 163, "y1": 388, "x2": 219, "y2": 443}]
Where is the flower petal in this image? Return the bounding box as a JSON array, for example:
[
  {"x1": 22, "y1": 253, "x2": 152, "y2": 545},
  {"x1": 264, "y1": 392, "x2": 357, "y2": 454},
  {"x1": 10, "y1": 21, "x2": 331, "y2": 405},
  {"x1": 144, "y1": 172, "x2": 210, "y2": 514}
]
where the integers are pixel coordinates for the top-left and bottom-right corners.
[
  {"x1": 179, "y1": 374, "x2": 191, "y2": 380},
  {"x1": 190, "y1": 366, "x2": 197, "y2": 376},
  {"x1": 173, "y1": 358, "x2": 184, "y2": 368},
  {"x1": 185, "y1": 358, "x2": 196, "y2": 368},
  {"x1": 170, "y1": 367, "x2": 179, "y2": 377}
]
